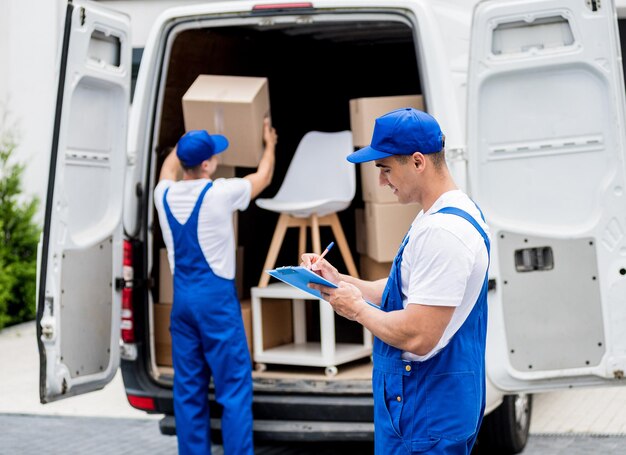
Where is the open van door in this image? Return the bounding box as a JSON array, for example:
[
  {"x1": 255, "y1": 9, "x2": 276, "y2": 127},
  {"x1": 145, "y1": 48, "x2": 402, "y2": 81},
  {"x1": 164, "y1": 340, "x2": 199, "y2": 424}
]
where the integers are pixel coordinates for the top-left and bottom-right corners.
[
  {"x1": 467, "y1": 0, "x2": 626, "y2": 392},
  {"x1": 37, "y1": 0, "x2": 131, "y2": 403}
]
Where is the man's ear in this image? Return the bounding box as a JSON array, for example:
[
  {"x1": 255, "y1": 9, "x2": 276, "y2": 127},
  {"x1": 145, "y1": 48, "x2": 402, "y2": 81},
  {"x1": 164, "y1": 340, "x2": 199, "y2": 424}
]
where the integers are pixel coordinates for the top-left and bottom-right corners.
[
  {"x1": 412, "y1": 152, "x2": 425, "y2": 171},
  {"x1": 205, "y1": 156, "x2": 219, "y2": 175}
]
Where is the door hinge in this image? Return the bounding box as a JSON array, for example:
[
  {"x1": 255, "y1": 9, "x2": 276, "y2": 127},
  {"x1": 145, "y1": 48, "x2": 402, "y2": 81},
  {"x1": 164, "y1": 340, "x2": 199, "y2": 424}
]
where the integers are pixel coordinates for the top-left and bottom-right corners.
[
  {"x1": 115, "y1": 277, "x2": 126, "y2": 291},
  {"x1": 115, "y1": 277, "x2": 153, "y2": 291},
  {"x1": 488, "y1": 279, "x2": 496, "y2": 292}
]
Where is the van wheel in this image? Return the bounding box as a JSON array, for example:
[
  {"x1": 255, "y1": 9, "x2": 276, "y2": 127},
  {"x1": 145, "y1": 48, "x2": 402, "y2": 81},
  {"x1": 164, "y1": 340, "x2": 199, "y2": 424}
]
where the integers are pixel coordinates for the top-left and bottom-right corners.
[{"x1": 477, "y1": 393, "x2": 532, "y2": 454}]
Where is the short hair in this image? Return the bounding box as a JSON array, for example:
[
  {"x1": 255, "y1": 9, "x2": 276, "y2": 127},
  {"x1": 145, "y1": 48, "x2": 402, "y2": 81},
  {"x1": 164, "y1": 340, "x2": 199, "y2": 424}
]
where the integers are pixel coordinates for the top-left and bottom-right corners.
[
  {"x1": 427, "y1": 150, "x2": 446, "y2": 169},
  {"x1": 394, "y1": 150, "x2": 446, "y2": 169},
  {"x1": 180, "y1": 161, "x2": 203, "y2": 173}
]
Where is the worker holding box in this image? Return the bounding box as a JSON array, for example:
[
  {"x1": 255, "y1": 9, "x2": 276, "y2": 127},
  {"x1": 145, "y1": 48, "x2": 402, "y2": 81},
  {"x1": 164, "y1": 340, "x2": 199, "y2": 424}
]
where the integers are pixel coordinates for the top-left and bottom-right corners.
[
  {"x1": 154, "y1": 117, "x2": 277, "y2": 455},
  {"x1": 305, "y1": 108, "x2": 490, "y2": 454}
]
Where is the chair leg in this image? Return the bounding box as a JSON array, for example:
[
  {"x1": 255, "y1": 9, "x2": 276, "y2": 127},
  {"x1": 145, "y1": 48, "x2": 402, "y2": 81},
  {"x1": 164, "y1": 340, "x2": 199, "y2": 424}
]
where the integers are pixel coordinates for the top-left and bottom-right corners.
[
  {"x1": 328, "y1": 213, "x2": 360, "y2": 278},
  {"x1": 298, "y1": 225, "x2": 307, "y2": 264},
  {"x1": 310, "y1": 214, "x2": 322, "y2": 254},
  {"x1": 259, "y1": 213, "x2": 290, "y2": 287}
]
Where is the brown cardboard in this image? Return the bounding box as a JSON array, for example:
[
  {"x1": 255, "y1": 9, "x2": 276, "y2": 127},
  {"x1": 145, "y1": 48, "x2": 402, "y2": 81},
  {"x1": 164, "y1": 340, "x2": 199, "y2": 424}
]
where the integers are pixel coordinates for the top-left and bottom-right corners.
[
  {"x1": 159, "y1": 249, "x2": 173, "y2": 304},
  {"x1": 354, "y1": 208, "x2": 366, "y2": 255},
  {"x1": 213, "y1": 165, "x2": 236, "y2": 180},
  {"x1": 359, "y1": 255, "x2": 392, "y2": 281},
  {"x1": 261, "y1": 298, "x2": 294, "y2": 349},
  {"x1": 182, "y1": 75, "x2": 270, "y2": 167},
  {"x1": 360, "y1": 161, "x2": 397, "y2": 203},
  {"x1": 364, "y1": 202, "x2": 421, "y2": 262},
  {"x1": 233, "y1": 211, "x2": 239, "y2": 250},
  {"x1": 349, "y1": 95, "x2": 424, "y2": 147},
  {"x1": 154, "y1": 303, "x2": 173, "y2": 367},
  {"x1": 236, "y1": 245, "x2": 245, "y2": 300},
  {"x1": 240, "y1": 300, "x2": 253, "y2": 357}
]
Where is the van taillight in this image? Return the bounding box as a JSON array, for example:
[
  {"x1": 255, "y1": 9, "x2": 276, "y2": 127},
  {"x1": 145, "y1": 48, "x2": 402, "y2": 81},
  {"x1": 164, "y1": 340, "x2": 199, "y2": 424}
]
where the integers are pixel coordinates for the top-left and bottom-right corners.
[
  {"x1": 127, "y1": 394, "x2": 156, "y2": 411},
  {"x1": 121, "y1": 240, "x2": 135, "y2": 343}
]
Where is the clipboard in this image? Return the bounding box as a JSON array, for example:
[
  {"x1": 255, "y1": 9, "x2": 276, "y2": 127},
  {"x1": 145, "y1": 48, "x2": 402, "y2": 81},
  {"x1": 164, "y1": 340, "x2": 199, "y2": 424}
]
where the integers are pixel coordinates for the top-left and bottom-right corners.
[
  {"x1": 266, "y1": 266, "x2": 337, "y2": 301},
  {"x1": 265, "y1": 266, "x2": 380, "y2": 308}
]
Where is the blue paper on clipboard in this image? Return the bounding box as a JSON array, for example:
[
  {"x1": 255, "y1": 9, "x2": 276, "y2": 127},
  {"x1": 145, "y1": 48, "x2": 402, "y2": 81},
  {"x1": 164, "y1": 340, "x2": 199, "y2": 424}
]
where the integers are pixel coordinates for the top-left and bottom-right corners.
[{"x1": 266, "y1": 266, "x2": 337, "y2": 301}]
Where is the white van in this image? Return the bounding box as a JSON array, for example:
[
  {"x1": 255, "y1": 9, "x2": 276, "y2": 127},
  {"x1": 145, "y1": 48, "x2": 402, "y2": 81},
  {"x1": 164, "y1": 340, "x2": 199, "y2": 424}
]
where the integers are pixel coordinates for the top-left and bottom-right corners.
[{"x1": 37, "y1": 0, "x2": 626, "y2": 453}]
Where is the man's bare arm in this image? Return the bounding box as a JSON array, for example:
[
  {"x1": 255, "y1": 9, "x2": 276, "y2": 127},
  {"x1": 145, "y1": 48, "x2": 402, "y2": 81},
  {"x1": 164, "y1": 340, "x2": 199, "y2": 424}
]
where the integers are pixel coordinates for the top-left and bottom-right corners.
[
  {"x1": 356, "y1": 302, "x2": 454, "y2": 355},
  {"x1": 245, "y1": 117, "x2": 277, "y2": 199},
  {"x1": 159, "y1": 147, "x2": 182, "y2": 181}
]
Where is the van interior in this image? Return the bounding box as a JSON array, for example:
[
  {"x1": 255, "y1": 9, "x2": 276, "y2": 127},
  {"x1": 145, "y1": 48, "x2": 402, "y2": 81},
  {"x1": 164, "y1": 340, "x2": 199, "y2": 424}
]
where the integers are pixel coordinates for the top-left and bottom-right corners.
[{"x1": 148, "y1": 12, "x2": 422, "y2": 384}]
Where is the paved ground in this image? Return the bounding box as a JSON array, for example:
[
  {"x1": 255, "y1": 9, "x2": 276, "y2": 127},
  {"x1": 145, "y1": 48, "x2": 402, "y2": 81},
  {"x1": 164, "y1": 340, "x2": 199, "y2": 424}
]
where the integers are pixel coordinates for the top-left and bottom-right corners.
[
  {"x1": 3, "y1": 321, "x2": 626, "y2": 453},
  {"x1": 3, "y1": 413, "x2": 626, "y2": 454}
]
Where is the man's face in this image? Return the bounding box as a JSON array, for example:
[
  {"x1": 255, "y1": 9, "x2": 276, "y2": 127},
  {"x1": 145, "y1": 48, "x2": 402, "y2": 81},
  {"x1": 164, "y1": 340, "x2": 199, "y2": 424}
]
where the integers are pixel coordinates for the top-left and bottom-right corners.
[{"x1": 374, "y1": 155, "x2": 417, "y2": 204}]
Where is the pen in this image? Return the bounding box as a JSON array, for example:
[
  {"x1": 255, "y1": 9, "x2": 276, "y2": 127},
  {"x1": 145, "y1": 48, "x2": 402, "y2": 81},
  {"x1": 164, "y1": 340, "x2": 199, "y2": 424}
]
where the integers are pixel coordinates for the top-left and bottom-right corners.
[{"x1": 314, "y1": 241, "x2": 335, "y2": 264}]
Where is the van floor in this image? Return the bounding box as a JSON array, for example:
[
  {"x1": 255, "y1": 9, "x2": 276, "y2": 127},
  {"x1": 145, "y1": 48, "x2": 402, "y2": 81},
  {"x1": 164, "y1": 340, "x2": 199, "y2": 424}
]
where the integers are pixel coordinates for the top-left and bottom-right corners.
[{"x1": 157, "y1": 357, "x2": 373, "y2": 394}]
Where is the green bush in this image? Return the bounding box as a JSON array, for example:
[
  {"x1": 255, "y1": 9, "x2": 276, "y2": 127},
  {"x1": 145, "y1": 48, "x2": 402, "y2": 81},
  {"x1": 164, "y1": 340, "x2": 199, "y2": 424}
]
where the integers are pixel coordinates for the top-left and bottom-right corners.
[{"x1": 0, "y1": 126, "x2": 41, "y2": 330}]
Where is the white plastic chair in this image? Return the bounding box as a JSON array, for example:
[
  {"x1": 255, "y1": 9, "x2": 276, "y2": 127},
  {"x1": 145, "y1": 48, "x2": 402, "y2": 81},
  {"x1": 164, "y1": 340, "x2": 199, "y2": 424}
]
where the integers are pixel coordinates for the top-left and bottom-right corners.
[{"x1": 256, "y1": 130, "x2": 359, "y2": 286}]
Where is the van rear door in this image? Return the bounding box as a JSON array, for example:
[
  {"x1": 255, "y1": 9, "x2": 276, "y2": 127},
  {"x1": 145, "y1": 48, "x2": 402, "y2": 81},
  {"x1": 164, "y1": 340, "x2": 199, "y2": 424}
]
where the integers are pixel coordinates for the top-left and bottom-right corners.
[
  {"x1": 467, "y1": 0, "x2": 626, "y2": 392},
  {"x1": 37, "y1": 0, "x2": 131, "y2": 403}
]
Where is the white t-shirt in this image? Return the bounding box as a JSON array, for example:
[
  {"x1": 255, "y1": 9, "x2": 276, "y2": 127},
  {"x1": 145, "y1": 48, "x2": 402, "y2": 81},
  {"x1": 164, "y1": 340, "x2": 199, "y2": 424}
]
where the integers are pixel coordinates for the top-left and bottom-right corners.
[
  {"x1": 400, "y1": 190, "x2": 490, "y2": 361},
  {"x1": 154, "y1": 177, "x2": 252, "y2": 280}
]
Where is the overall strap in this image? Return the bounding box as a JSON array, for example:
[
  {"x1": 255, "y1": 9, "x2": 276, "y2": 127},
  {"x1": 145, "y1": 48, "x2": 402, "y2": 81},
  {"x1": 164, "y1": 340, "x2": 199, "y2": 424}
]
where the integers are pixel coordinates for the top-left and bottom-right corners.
[
  {"x1": 163, "y1": 181, "x2": 214, "y2": 228},
  {"x1": 434, "y1": 207, "x2": 490, "y2": 255}
]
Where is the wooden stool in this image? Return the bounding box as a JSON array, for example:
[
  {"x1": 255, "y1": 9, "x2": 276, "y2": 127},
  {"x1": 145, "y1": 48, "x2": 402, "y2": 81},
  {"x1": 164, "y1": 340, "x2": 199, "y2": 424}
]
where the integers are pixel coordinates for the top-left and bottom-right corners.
[{"x1": 258, "y1": 212, "x2": 359, "y2": 287}]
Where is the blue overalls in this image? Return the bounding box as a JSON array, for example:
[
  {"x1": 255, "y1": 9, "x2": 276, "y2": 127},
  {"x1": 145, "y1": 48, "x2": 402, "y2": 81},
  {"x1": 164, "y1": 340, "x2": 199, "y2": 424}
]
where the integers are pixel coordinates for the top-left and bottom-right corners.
[
  {"x1": 163, "y1": 181, "x2": 253, "y2": 455},
  {"x1": 373, "y1": 207, "x2": 490, "y2": 454}
]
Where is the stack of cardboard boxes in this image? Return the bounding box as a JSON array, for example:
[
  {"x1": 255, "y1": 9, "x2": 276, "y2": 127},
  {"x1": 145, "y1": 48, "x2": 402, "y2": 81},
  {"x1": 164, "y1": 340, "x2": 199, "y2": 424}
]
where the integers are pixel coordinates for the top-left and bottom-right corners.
[{"x1": 349, "y1": 95, "x2": 425, "y2": 280}]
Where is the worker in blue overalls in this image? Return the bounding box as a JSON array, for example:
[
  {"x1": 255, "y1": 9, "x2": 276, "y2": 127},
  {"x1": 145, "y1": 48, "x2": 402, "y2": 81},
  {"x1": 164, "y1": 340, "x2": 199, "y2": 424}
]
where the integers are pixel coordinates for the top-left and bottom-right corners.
[
  {"x1": 155, "y1": 118, "x2": 278, "y2": 454},
  {"x1": 306, "y1": 108, "x2": 490, "y2": 454}
]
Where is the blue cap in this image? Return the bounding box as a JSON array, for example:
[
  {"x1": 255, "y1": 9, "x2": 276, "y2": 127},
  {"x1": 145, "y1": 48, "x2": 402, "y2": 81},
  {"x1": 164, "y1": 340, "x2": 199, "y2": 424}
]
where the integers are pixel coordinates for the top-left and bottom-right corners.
[
  {"x1": 176, "y1": 130, "x2": 229, "y2": 167},
  {"x1": 347, "y1": 108, "x2": 444, "y2": 163}
]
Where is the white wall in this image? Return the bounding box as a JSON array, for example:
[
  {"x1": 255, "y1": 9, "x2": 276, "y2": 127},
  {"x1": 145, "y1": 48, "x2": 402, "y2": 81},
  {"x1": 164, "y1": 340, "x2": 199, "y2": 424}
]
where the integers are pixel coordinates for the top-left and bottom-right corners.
[
  {"x1": 0, "y1": 4, "x2": 10, "y2": 106},
  {"x1": 1, "y1": 0, "x2": 65, "y2": 223}
]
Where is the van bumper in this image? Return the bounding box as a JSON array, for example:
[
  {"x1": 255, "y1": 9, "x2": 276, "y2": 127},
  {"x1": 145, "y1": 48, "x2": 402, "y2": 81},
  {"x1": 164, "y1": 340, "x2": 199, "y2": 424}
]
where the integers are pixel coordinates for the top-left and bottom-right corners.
[{"x1": 159, "y1": 415, "x2": 374, "y2": 441}]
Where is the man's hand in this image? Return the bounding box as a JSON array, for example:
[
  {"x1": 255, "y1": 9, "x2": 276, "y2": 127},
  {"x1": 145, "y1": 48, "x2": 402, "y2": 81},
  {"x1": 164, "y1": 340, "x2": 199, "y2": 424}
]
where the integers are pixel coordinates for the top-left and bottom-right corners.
[
  {"x1": 308, "y1": 281, "x2": 366, "y2": 321},
  {"x1": 301, "y1": 254, "x2": 341, "y2": 284},
  {"x1": 263, "y1": 116, "x2": 277, "y2": 148}
]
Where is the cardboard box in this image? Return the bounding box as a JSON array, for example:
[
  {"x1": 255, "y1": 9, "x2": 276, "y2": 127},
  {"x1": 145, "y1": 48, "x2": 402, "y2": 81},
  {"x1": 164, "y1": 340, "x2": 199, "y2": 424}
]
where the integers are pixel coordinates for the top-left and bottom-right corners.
[
  {"x1": 241, "y1": 298, "x2": 293, "y2": 357},
  {"x1": 364, "y1": 202, "x2": 421, "y2": 262},
  {"x1": 236, "y1": 245, "x2": 245, "y2": 300},
  {"x1": 240, "y1": 300, "x2": 253, "y2": 358},
  {"x1": 355, "y1": 208, "x2": 366, "y2": 255},
  {"x1": 349, "y1": 94, "x2": 424, "y2": 147},
  {"x1": 182, "y1": 75, "x2": 270, "y2": 167},
  {"x1": 213, "y1": 165, "x2": 236, "y2": 180},
  {"x1": 261, "y1": 298, "x2": 294, "y2": 349},
  {"x1": 360, "y1": 255, "x2": 392, "y2": 281},
  {"x1": 360, "y1": 161, "x2": 397, "y2": 203},
  {"x1": 159, "y1": 249, "x2": 173, "y2": 304},
  {"x1": 154, "y1": 303, "x2": 173, "y2": 367}
]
